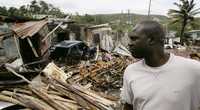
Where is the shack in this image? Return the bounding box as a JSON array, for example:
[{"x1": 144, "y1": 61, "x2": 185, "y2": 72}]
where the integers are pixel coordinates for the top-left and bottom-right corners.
[
  {"x1": 0, "y1": 23, "x2": 17, "y2": 63},
  {"x1": 48, "y1": 17, "x2": 75, "y2": 43},
  {"x1": 11, "y1": 19, "x2": 51, "y2": 66},
  {"x1": 86, "y1": 23, "x2": 114, "y2": 52},
  {"x1": 186, "y1": 30, "x2": 200, "y2": 46}
]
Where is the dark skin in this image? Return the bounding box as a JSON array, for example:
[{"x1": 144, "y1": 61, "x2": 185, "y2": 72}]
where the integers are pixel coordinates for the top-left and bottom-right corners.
[
  {"x1": 123, "y1": 103, "x2": 133, "y2": 110},
  {"x1": 123, "y1": 21, "x2": 170, "y2": 110},
  {"x1": 128, "y1": 23, "x2": 170, "y2": 67}
]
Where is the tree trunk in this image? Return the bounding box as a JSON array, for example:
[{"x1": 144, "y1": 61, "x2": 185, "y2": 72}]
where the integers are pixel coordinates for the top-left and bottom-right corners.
[{"x1": 180, "y1": 19, "x2": 187, "y2": 45}]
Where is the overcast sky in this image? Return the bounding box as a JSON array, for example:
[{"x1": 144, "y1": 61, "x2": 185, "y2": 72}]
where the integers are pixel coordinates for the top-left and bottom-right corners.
[{"x1": 0, "y1": 0, "x2": 200, "y2": 16}]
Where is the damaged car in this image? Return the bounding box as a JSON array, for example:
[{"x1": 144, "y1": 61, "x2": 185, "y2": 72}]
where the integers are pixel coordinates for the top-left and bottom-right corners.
[{"x1": 49, "y1": 40, "x2": 96, "y2": 64}]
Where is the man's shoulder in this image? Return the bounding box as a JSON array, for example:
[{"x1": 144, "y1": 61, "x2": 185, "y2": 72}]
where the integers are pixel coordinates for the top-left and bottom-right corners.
[
  {"x1": 173, "y1": 54, "x2": 200, "y2": 68},
  {"x1": 124, "y1": 60, "x2": 143, "y2": 77},
  {"x1": 174, "y1": 54, "x2": 198, "y2": 63},
  {"x1": 126, "y1": 60, "x2": 143, "y2": 71}
]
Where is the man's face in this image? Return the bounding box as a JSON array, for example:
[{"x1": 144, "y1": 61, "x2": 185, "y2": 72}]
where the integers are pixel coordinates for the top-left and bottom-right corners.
[{"x1": 128, "y1": 26, "x2": 149, "y2": 58}]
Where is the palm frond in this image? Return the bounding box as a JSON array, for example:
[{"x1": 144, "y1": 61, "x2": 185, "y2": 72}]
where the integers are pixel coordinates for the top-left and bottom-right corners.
[
  {"x1": 189, "y1": 0, "x2": 194, "y2": 6},
  {"x1": 190, "y1": 8, "x2": 200, "y2": 13},
  {"x1": 170, "y1": 19, "x2": 181, "y2": 24},
  {"x1": 189, "y1": 20, "x2": 200, "y2": 29},
  {"x1": 169, "y1": 9, "x2": 183, "y2": 14},
  {"x1": 189, "y1": 8, "x2": 200, "y2": 15},
  {"x1": 190, "y1": 11, "x2": 200, "y2": 16},
  {"x1": 188, "y1": 4, "x2": 195, "y2": 12},
  {"x1": 174, "y1": 2, "x2": 182, "y2": 9}
]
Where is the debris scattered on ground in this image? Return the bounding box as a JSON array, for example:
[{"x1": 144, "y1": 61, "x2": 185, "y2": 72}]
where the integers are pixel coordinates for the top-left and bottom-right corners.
[{"x1": 0, "y1": 53, "x2": 133, "y2": 110}]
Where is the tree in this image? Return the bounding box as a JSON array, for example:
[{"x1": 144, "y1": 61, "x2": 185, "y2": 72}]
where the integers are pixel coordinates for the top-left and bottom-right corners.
[
  {"x1": 95, "y1": 15, "x2": 107, "y2": 24},
  {"x1": 30, "y1": 0, "x2": 40, "y2": 14},
  {"x1": 19, "y1": 5, "x2": 28, "y2": 16},
  {"x1": 168, "y1": 0, "x2": 200, "y2": 44},
  {"x1": 39, "y1": 1, "x2": 49, "y2": 14},
  {"x1": 83, "y1": 14, "x2": 95, "y2": 23},
  {"x1": 0, "y1": 6, "x2": 8, "y2": 15},
  {"x1": 1, "y1": 0, "x2": 66, "y2": 18},
  {"x1": 49, "y1": 7, "x2": 64, "y2": 17},
  {"x1": 8, "y1": 7, "x2": 19, "y2": 16}
]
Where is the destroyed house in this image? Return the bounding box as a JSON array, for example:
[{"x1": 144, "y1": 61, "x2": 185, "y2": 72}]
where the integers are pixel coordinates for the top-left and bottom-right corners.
[
  {"x1": 11, "y1": 20, "x2": 50, "y2": 65},
  {"x1": 187, "y1": 30, "x2": 200, "y2": 39},
  {"x1": 61, "y1": 23, "x2": 86, "y2": 41},
  {"x1": 86, "y1": 23, "x2": 114, "y2": 52},
  {"x1": 0, "y1": 24, "x2": 18, "y2": 62},
  {"x1": 186, "y1": 30, "x2": 200, "y2": 46},
  {"x1": 47, "y1": 18, "x2": 75, "y2": 43}
]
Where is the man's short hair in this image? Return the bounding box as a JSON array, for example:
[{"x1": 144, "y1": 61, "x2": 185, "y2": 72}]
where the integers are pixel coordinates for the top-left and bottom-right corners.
[{"x1": 137, "y1": 20, "x2": 165, "y2": 45}]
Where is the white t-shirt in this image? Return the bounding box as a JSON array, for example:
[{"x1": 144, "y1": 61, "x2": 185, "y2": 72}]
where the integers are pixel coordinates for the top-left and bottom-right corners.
[{"x1": 121, "y1": 53, "x2": 200, "y2": 110}]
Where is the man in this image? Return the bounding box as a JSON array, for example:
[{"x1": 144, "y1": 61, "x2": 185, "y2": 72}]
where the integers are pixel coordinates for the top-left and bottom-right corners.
[{"x1": 121, "y1": 20, "x2": 200, "y2": 110}]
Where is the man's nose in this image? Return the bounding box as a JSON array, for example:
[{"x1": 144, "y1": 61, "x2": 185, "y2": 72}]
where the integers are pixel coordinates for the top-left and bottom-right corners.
[{"x1": 128, "y1": 41, "x2": 135, "y2": 46}]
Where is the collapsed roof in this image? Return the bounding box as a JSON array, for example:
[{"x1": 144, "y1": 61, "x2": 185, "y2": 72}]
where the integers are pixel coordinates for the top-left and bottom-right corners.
[{"x1": 12, "y1": 20, "x2": 48, "y2": 39}]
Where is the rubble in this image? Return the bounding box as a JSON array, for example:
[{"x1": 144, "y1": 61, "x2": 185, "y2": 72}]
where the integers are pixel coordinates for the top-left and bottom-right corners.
[{"x1": 0, "y1": 52, "x2": 133, "y2": 110}]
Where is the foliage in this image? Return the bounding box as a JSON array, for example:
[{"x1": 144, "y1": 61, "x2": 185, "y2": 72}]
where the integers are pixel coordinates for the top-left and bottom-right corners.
[
  {"x1": 72, "y1": 13, "x2": 168, "y2": 32},
  {"x1": 0, "y1": 6, "x2": 7, "y2": 16},
  {"x1": 72, "y1": 14, "x2": 106, "y2": 24},
  {"x1": 168, "y1": 0, "x2": 200, "y2": 44},
  {"x1": 0, "y1": 0, "x2": 66, "y2": 18}
]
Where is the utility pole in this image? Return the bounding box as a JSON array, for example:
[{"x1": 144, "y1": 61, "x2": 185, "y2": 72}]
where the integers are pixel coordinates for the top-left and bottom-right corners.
[
  {"x1": 148, "y1": 0, "x2": 152, "y2": 17},
  {"x1": 127, "y1": 9, "x2": 130, "y2": 24}
]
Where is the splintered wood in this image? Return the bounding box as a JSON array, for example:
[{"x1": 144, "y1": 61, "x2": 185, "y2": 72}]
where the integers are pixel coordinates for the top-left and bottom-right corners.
[{"x1": 0, "y1": 56, "x2": 130, "y2": 110}]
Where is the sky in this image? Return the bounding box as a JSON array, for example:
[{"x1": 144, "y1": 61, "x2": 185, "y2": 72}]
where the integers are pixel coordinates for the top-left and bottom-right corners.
[{"x1": 0, "y1": 0, "x2": 200, "y2": 16}]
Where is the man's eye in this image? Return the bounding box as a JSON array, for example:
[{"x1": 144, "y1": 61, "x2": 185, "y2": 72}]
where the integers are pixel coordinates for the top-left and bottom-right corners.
[{"x1": 130, "y1": 36, "x2": 137, "y2": 41}]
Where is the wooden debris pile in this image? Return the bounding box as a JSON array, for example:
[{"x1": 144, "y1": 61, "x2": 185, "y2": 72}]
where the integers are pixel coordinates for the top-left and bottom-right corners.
[
  {"x1": 63, "y1": 55, "x2": 133, "y2": 98},
  {"x1": 0, "y1": 54, "x2": 133, "y2": 109},
  {"x1": 0, "y1": 64, "x2": 117, "y2": 110}
]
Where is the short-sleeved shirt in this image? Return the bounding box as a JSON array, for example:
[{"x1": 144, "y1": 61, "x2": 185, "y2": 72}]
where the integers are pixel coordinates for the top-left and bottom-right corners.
[{"x1": 121, "y1": 53, "x2": 200, "y2": 110}]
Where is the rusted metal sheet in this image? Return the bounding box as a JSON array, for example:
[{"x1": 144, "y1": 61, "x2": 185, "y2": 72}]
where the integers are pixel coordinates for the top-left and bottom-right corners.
[{"x1": 12, "y1": 20, "x2": 48, "y2": 39}]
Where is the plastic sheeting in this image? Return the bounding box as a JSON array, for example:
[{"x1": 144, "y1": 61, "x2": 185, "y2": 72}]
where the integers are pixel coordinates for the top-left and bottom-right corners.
[
  {"x1": 100, "y1": 34, "x2": 114, "y2": 52},
  {"x1": 113, "y1": 43, "x2": 132, "y2": 57}
]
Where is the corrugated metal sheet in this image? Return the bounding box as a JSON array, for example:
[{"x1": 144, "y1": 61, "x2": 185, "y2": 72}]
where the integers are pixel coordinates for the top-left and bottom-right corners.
[
  {"x1": 88, "y1": 23, "x2": 110, "y2": 29},
  {"x1": 0, "y1": 32, "x2": 4, "y2": 46},
  {"x1": 12, "y1": 20, "x2": 48, "y2": 39},
  {"x1": 91, "y1": 27, "x2": 112, "y2": 33}
]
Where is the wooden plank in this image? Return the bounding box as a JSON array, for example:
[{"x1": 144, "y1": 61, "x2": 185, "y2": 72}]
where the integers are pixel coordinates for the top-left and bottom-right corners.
[
  {"x1": 0, "y1": 94, "x2": 24, "y2": 106},
  {"x1": 42, "y1": 22, "x2": 63, "y2": 42},
  {"x1": 1, "y1": 91, "x2": 55, "y2": 110},
  {"x1": 50, "y1": 82, "x2": 92, "y2": 110},
  {"x1": 53, "y1": 78, "x2": 105, "y2": 110},
  {"x1": 5, "y1": 66, "x2": 31, "y2": 84},
  {"x1": 27, "y1": 38, "x2": 39, "y2": 57},
  {"x1": 13, "y1": 34, "x2": 24, "y2": 64},
  {"x1": 29, "y1": 86, "x2": 70, "y2": 110},
  {"x1": 42, "y1": 16, "x2": 70, "y2": 42}
]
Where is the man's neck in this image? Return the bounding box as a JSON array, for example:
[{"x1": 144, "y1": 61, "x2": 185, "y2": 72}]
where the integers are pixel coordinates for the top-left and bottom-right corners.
[{"x1": 144, "y1": 50, "x2": 170, "y2": 67}]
